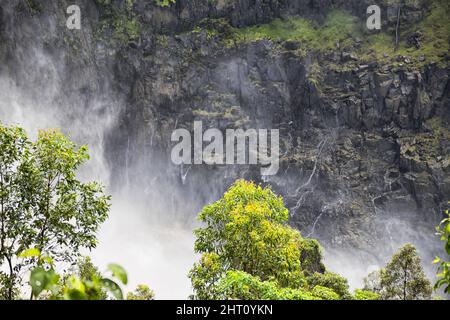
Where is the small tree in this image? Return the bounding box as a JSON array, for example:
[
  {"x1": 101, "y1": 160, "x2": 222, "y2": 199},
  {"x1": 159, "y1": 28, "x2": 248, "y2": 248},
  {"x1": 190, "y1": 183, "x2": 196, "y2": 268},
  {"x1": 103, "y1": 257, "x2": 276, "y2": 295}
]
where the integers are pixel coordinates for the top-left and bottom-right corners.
[
  {"x1": 58, "y1": 257, "x2": 109, "y2": 300},
  {"x1": 363, "y1": 270, "x2": 383, "y2": 295},
  {"x1": 189, "y1": 180, "x2": 339, "y2": 300},
  {"x1": 353, "y1": 289, "x2": 379, "y2": 300},
  {"x1": 127, "y1": 285, "x2": 155, "y2": 300},
  {"x1": 0, "y1": 124, "x2": 110, "y2": 299},
  {"x1": 306, "y1": 271, "x2": 351, "y2": 299},
  {"x1": 380, "y1": 244, "x2": 432, "y2": 300}
]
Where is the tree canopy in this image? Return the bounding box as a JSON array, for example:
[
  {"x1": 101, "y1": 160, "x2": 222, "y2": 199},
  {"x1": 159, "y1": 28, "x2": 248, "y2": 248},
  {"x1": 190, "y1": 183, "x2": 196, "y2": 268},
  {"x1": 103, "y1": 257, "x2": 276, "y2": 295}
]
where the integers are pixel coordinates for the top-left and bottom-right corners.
[
  {"x1": 189, "y1": 179, "x2": 347, "y2": 300},
  {"x1": 364, "y1": 244, "x2": 432, "y2": 300},
  {"x1": 0, "y1": 124, "x2": 110, "y2": 299}
]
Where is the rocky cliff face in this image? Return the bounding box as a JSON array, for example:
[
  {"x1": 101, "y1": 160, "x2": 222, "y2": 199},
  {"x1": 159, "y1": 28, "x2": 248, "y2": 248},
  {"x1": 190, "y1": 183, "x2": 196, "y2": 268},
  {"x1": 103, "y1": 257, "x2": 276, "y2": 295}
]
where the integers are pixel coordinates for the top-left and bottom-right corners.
[{"x1": 0, "y1": 0, "x2": 448, "y2": 282}]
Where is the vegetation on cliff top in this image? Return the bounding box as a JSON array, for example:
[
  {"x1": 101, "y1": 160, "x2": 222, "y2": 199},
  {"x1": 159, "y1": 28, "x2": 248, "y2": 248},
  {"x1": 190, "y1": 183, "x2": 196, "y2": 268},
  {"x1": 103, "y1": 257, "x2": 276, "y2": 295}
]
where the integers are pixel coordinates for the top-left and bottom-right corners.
[
  {"x1": 234, "y1": 10, "x2": 360, "y2": 51},
  {"x1": 184, "y1": 1, "x2": 449, "y2": 69}
]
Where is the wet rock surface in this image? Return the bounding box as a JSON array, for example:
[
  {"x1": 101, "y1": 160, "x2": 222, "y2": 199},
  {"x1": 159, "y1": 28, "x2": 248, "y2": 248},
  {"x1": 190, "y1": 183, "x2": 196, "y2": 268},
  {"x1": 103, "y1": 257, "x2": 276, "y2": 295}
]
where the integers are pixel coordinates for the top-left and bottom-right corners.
[{"x1": 0, "y1": 0, "x2": 448, "y2": 275}]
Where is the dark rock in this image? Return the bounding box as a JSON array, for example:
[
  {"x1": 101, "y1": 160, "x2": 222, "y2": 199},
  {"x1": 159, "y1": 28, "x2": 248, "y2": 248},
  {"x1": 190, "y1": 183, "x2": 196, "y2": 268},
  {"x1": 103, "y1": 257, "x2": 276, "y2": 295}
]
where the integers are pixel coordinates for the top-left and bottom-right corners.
[
  {"x1": 283, "y1": 40, "x2": 300, "y2": 50},
  {"x1": 407, "y1": 32, "x2": 422, "y2": 49}
]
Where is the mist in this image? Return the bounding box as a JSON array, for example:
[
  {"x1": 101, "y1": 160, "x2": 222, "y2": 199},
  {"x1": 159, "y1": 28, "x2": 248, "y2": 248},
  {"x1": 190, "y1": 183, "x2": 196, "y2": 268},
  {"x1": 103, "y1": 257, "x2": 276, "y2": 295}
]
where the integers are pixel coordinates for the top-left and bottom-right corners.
[
  {"x1": 0, "y1": 0, "x2": 445, "y2": 300},
  {"x1": 0, "y1": 6, "x2": 199, "y2": 298}
]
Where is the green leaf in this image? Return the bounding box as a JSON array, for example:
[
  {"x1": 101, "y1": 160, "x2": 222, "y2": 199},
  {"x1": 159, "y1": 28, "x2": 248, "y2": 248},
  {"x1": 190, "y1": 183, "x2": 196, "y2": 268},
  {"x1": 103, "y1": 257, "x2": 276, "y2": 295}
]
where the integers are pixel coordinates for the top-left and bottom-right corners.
[
  {"x1": 30, "y1": 267, "x2": 59, "y2": 297},
  {"x1": 107, "y1": 263, "x2": 128, "y2": 285},
  {"x1": 19, "y1": 248, "x2": 41, "y2": 258},
  {"x1": 42, "y1": 255, "x2": 54, "y2": 266},
  {"x1": 64, "y1": 289, "x2": 88, "y2": 300},
  {"x1": 101, "y1": 278, "x2": 123, "y2": 300},
  {"x1": 30, "y1": 267, "x2": 48, "y2": 297}
]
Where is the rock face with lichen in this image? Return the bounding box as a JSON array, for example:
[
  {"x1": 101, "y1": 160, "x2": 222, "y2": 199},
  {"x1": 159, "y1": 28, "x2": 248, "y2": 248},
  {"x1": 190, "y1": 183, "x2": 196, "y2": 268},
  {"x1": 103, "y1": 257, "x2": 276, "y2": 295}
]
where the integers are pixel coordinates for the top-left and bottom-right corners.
[{"x1": 0, "y1": 0, "x2": 448, "y2": 280}]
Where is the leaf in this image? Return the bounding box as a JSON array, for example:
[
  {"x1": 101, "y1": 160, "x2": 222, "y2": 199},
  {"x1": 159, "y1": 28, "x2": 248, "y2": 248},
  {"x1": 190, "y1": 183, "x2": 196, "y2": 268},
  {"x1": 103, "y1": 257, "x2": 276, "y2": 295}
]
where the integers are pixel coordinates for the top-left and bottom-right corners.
[
  {"x1": 68, "y1": 276, "x2": 85, "y2": 292},
  {"x1": 101, "y1": 278, "x2": 123, "y2": 300},
  {"x1": 433, "y1": 257, "x2": 441, "y2": 264},
  {"x1": 107, "y1": 263, "x2": 128, "y2": 285},
  {"x1": 30, "y1": 267, "x2": 58, "y2": 297},
  {"x1": 64, "y1": 289, "x2": 88, "y2": 300},
  {"x1": 19, "y1": 248, "x2": 41, "y2": 258},
  {"x1": 42, "y1": 255, "x2": 54, "y2": 266},
  {"x1": 30, "y1": 267, "x2": 48, "y2": 297}
]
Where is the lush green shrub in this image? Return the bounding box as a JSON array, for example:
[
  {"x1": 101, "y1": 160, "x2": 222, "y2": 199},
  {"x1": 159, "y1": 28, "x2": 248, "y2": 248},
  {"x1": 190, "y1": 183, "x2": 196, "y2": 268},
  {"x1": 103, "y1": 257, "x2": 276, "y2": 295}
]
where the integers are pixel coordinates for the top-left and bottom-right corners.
[
  {"x1": 307, "y1": 272, "x2": 351, "y2": 299},
  {"x1": 353, "y1": 289, "x2": 380, "y2": 300}
]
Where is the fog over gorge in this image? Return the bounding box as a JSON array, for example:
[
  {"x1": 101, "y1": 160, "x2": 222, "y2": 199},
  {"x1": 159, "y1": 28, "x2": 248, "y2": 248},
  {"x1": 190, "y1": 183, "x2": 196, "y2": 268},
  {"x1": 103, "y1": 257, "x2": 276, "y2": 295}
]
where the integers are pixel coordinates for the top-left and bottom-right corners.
[{"x1": 0, "y1": 0, "x2": 449, "y2": 300}]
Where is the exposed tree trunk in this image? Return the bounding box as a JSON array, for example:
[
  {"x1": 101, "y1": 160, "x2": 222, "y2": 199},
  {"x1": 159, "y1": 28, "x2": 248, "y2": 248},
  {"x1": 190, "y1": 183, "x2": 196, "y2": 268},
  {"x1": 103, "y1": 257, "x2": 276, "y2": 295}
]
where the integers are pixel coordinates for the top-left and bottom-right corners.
[{"x1": 6, "y1": 256, "x2": 14, "y2": 300}]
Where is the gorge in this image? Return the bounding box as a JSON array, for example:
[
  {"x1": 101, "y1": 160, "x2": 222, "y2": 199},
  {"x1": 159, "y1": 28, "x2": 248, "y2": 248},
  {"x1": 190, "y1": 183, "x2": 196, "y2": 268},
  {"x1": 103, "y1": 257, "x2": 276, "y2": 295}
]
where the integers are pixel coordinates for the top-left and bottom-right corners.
[{"x1": 0, "y1": 0, "x2": 448, "y2": 298}]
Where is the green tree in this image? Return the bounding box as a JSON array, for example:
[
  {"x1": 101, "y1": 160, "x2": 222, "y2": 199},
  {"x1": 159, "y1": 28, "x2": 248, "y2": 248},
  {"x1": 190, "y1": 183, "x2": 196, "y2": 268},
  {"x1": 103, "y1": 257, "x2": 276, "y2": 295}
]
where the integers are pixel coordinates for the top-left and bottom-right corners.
[
  {"x1": 216, "y1": 270, "x2": 337, "y2": 300},
  {"x1": 0, "y1": 124, "x2": 110, "y2": 299},
  {"x1": 306, "y1": 271, "x2": 351, "y2": 299},
  {"x1": 353, "y1": 289, "x2": 379, "y2": 300},
  {"x1": 189, "y1": 180, "x2": 338, "y2": 300},
  {"x1": 127, "y1": 284, "x2": 155, "y2": 300},
  {"x1": 363, "y1": 270, "x2": 383, "y2": 296},
  {"x1": 52, "y1": 257, "x2": 109, "y2": 300},
  {"x1": 368, "y1": 244, "x2": 432, "y2": 300},
  {"x1": 434, "y1": 204, "x2": 450, "y2": 294}
]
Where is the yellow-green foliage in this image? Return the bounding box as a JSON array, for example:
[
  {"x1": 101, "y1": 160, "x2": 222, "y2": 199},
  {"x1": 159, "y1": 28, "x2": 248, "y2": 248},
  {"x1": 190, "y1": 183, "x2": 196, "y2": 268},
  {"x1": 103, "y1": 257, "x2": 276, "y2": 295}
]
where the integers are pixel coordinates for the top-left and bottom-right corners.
[
  {"x1": 311, "y1": 285, "x2": 340, "y2": 300},
  {"x1": 235, "y1": 10, "x2": 360, "y2": 51},
  {"x1": 217, "y1": 270, "x2": 324, "y2": 300},
  {"x1": 360, "y1": 2, "x2": 450, "y2": 68},
  {"x1": 193, "y1": 180, "x2": 305, "y2": 288},
  {"x1": 364, "y1": 3, "x2": 450, "y2": 66},
  {"x1": 155, "y1": 0, "x2": 176, "y2": 7},
  {"x1": 353, "y1": 289, "x2": 380, "y2": 300},
  {"x1": 189, "y1": 180, "x2": 344, "y2": 300},
  {"x1": 216, "y1": 270, "x2": 341, "y2": 300},
  {"x1": 307, "y1": 271, "x2": 351, "y2": 299},
  {"x1": 228, "y1": 3, "x2": 449, "y2": 68},
  {"x1": 126, "y1": 284, "x2": 155, "y2": 300}
]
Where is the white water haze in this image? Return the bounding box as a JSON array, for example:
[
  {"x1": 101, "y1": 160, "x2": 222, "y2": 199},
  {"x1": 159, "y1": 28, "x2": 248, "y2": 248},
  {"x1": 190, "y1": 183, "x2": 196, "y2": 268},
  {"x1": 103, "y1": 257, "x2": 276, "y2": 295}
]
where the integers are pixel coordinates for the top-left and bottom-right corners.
[
  {"x1": 0, "y1": 4, "x2": 196, "y2": 298},
  {"x1": 0, "y1": 1, "x2": 442, "y2": 299}
]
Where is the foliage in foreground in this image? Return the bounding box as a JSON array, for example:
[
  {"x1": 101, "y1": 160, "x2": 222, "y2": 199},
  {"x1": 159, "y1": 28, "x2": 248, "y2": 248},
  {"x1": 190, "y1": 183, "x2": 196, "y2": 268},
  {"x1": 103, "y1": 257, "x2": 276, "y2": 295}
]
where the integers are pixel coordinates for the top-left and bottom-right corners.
[
  {"x1": 24, "y1": 250, "x2": 154, "y2": 300},
  {"x1": 434, "y1": 204, "x2": 450, "y2": 294},
  {"x1": 0, "y1": 124, "x2": 155, "y2": 300},
  {"x1": 0, "y1": 124, "x2": 110, "y2": 300},
  {"x1": 23, "y1": 249, "x2": 127, "y2": 300}
]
